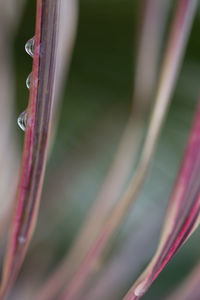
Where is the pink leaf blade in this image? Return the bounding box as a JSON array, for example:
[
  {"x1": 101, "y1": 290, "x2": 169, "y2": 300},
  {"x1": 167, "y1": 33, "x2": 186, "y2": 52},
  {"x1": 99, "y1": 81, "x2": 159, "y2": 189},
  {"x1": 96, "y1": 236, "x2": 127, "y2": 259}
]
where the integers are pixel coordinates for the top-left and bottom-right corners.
[
  {"x1": 123, "y1": 99, "x2": 200, "y2": 300},
  {"x1": 0, "y1": 1, "x2": 60, "y2": 299}
]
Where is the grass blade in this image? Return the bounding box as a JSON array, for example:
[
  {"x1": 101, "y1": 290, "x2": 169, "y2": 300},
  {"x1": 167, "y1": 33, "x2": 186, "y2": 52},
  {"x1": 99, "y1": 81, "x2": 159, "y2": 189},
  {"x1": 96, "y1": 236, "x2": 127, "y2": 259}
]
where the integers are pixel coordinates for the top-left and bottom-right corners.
[
  {"x1": 0, "y1": 1, "x2": 60, "y2": 298},
  {"x1": 123, "y1": 97, "x2": 200, "y2": 299}
]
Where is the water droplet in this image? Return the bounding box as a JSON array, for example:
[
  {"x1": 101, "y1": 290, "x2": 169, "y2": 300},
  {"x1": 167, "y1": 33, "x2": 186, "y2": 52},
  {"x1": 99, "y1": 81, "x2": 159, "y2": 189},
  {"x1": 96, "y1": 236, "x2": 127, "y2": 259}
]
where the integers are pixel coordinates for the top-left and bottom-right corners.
[
  {"x1": 17, "y1": 110, "x2": 28, "y2": 131},
  {"x1": 26, "y1": 73, "x2": 31, "y2": 89},
  {"x1": 25, "y1": 37, "x2": 35, "y2": 58},
  {"x1": 134, "y1": 280, "x2": 148, "y2": 297},
  {"x1": 18, "y1": 236, "x2": 26, "y2": 243}
]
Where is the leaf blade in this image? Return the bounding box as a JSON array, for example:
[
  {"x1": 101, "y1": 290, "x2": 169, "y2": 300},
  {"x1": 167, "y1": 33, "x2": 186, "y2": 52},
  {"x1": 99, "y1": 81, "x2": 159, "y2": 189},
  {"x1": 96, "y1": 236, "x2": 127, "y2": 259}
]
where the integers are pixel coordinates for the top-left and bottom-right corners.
[
  {"x1": 0, "y1": 1, "x2": 60, "y2": 298},
  {"x1": 123, "y1": 98, "x2": 200, "y2": 299}
]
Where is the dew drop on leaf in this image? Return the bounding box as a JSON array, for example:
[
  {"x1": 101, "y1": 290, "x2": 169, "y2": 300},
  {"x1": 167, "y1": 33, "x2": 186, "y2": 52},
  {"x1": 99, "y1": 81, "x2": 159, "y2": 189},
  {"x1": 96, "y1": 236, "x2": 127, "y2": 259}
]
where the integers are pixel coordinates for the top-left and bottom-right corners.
[
  {"x1": 26, "y1": 73, "x2": 31, "y2": 89},
  {"x1": 25, "y1": 37, "x2": 35, "y2": 58},
  {"x1": 134, "y1": 280, "x2": 148, "y2": 297},
  {"x1": 17, "y1": 110, "x2": 28, "y2": 132},
  {"x1": 18, "y1": 236, "x2": 26, "y2": 244}
]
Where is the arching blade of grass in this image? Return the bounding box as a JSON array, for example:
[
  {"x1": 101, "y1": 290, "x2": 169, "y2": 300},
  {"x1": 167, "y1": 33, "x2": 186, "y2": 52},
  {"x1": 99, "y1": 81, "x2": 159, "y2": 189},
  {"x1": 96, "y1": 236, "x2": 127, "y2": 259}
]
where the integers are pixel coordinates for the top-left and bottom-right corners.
[
  {"x1": 0, "y1": 1, "x2": 60, "y2": 299},
  {"x1": 36, "y1": 1, "x2": 169, "y2": 299},
  {"x1": 59, "y1": 0, "x2": 197, "y2": 299},
  {"x1": 123, "y1": 98, "x2": 200, "y2": 300}
]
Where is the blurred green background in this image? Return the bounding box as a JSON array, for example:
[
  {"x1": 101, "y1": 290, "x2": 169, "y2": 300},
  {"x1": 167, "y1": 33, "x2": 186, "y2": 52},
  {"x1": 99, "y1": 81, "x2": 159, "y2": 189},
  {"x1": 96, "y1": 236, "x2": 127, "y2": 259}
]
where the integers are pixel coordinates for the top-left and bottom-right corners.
[{"x1": 12, "y1": 0, "x2": 200, "y2": 299}]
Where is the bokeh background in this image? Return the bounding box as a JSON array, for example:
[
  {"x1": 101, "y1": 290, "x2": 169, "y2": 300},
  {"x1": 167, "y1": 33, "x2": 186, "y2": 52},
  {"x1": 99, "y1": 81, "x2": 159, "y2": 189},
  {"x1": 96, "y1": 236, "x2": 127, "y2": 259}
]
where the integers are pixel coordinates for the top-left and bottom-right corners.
[{"x1": 3, "y1": 0, "x2": 200, "y2": 299}]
